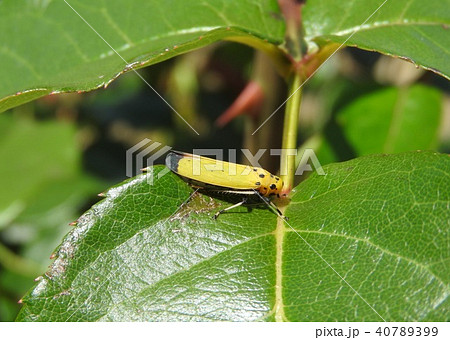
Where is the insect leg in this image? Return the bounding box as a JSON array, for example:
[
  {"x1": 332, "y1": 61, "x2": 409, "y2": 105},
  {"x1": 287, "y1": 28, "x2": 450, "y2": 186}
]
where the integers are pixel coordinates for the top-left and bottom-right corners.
[
  {"x1": 214, "y1": 198, "x2": 248, "y2": 220},
  {"x1": 259, "y1": 194, "x2": 289, "y2": 221},
  {"x1": 268, "y1": 199, "x2": 288, "y2": 220}
]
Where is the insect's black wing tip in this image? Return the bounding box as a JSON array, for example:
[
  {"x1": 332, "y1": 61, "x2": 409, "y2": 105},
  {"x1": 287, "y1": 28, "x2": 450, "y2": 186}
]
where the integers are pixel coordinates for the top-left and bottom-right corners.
[{"x1": 165, "y1": 152, "x2": 183, "y2": 172}]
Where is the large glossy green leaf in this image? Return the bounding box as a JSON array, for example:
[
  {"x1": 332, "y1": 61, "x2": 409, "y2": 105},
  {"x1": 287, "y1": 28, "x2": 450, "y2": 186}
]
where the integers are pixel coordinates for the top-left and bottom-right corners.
[
  {"x1": 337, "y1": 84, "x2": 442, "y2": 155},
  {"x1": 0, "y1": 0, "x2": 285, "y2": 112},
  {"x1": 303, "y1": 0, "x2": 450, "y2": 79},
  {"x1": 17, "y1": 151, "x2": 449, "y2": 321}
]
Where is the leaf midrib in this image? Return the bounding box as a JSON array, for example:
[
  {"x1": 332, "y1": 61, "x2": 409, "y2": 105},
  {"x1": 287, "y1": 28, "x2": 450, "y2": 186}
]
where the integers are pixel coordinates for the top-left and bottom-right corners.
[
  {"x1": 92, "y1": 221, "x2": 445, "y2": 321},
  {"x1": 274, "y1": 217, "x2": 287, "y2": 321}
]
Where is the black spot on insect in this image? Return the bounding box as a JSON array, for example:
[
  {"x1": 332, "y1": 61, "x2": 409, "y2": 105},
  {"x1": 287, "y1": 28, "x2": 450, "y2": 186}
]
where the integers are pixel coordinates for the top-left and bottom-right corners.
[
  {"x1": 270, "y1": 184, "x2": 277, "y2": 190},
  {"x1": 270, "y1": 174, "x2": 274, "y2": 178},
  {"x1": 275, "y1": 177, "x2": 280, "y2": 181},
  {"x1": 259, "y1": 174, "x2": 265, "y2": 178},
  {"x1": 255, "y1": 181, "x2": 261, "y2": 186},
  {"x1": 253, "y1": 168, "x2": 257, "y2": 172}
]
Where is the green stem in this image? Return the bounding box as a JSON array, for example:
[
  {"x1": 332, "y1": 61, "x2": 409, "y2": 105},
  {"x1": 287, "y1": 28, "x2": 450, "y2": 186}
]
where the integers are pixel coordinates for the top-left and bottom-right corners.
[{"x1": 280, "y1": 71, "x2": 302, "y2": 192}]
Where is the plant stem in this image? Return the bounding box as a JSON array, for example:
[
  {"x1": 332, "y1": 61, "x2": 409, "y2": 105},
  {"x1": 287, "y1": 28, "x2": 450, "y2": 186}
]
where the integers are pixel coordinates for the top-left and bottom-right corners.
[
  {"x1": 273, "y1": 71, "x2": 302, "y2": 322},
  {"x1": 280, "y1": 71, "x2": 302, "y2": 192}
]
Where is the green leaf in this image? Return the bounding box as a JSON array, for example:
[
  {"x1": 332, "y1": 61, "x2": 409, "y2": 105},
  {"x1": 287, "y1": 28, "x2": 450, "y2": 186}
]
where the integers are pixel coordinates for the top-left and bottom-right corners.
[
  {"x1": 0, "y1": 114, "x2": 104, "y2": 268},
  {"x1": 0, "y1": 114, "x2": 105, "y2": 321},
  {"x1": 337, "y1": 84, "x2": 442, "y2": 156},
  {"x1": 0, "y1": 114, "x2": 78, "y2": 217},
  {"x1": 0, "y1": 0, "x2": 285, "y2": 112},
  {"x1": 303, "y1": 0, "x2": 450, "y2": 79},
  {"x1": 17, "y1": 151, "x2": 449, "y2": 321},
  {"x1": 286, "y1": 151, "x2": 448, "y2": 321}
]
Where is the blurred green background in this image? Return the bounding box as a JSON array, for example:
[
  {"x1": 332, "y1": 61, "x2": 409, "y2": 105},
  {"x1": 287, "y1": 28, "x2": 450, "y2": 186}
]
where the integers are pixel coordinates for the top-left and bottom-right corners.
[{"x1": 0, "y1": 41, "x2": 448, "y2": 321}]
